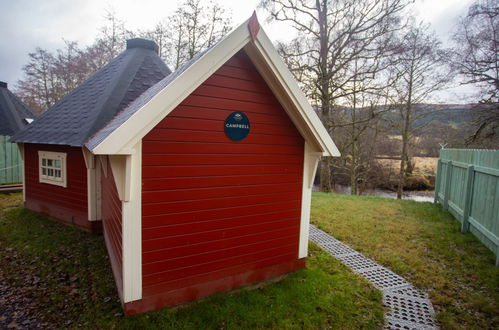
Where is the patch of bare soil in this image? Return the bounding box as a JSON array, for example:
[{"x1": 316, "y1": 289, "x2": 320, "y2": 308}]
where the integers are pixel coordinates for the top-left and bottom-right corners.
[{"x1": 0, "y1": 248, "x2": 55, "y2": 330}]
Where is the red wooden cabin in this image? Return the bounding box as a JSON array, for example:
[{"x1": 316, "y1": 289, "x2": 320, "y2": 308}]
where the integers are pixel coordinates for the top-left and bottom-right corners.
[{"x1": 13, "y1": 15, "x2": 339, "y2": 315}]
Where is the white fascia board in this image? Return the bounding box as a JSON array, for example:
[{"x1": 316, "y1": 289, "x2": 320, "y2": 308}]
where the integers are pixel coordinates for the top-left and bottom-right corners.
[
  {"x1": 91, "y1": 19, "x2": 252, "y2": 155},
  {"x1": 251, "y1": 31, "x2": 340, "y2": 157},
  {"x1": 91, "y1": 16, "x2": 339, "y2": 157}
]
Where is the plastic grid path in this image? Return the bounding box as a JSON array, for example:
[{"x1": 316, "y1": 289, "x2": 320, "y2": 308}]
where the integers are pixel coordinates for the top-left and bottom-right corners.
[
  {"x1": 360, "y1": 267, "x2": 411, "y2": 290},
  {"x1": 309, "y1": 228, "x2": 341, "y2": 245},
  {"x1": 336, "y1": 253, "x2": 380, "y2": 272},
  {"x1": 320, "y1": 243, "x2": 357, "y2": 257},
  {"x1": 384, "y1": 293, "x2": 436, "y2": 328},
  {"x1": 309, "y1": 225, "x2": 438, "y2": 329},
  {"x1": 385, "y1": 286, "x2": 429, "y2": 300}
]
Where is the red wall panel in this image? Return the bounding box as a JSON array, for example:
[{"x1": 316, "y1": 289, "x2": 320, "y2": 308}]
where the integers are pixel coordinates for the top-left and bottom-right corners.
[
  {"x1": 101, "y1": 159, "x2": 123, "y2": 296},
  {"x1": 138, "y1": 50, "x2": 305, "y2": 311},
  {"x1": 23, "y1": 143, "x2": 97, "y2": 231}
]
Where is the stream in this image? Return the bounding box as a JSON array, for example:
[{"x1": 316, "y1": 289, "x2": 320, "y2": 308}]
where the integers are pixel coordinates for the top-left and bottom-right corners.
[{"x1": 329, "y1": 184, "x2": 435, "y2": 202}]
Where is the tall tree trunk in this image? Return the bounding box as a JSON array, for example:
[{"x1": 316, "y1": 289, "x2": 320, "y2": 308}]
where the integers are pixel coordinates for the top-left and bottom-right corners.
[
  {"x1": 350, "y1": 64, "x2": 358, "y2": 195},
  {"x1": 397, "y1": 60, "x2": 414, "y2": 199},
  {"x1": 320, "y1": 158, "x2": 332, "y2": 192},
  {"x1": 397, "y1": 124, "x2": 409, "y2": 199},
  {"x1": 350, "y1": 140, "x2": 358, "y2": 195},
  {"x1": 318, "y1": 0, "x2": 332, "y2": 192}
]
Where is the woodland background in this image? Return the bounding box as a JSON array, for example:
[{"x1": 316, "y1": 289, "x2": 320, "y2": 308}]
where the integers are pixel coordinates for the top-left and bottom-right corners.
[{"x1": 12, "y1": 0, "x2": 499, "y2": 197}]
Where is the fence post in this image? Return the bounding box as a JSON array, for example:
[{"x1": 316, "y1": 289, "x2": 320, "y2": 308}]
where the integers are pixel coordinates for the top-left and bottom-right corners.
[
  {"x1": 443, "y1": 161, "x2": 453, "y2": 211},
  {"x1": 434, "y1": 159, "x2": 442, "y2": 204},
  {"x1": 461, "y1": 165, "x2": 475, "y2": 233}
]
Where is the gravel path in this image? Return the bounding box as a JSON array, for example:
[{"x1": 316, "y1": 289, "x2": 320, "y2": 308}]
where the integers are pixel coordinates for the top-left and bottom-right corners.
[{"x1": 309, "y1": 224, "x2": 438, "y2": 330}]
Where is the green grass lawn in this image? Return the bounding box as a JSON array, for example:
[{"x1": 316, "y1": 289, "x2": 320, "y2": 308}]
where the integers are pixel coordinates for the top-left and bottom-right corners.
[
  {"x1": 311, "y1": 192, "x2": 499, "y2": 329},
  {"x1": 0, "y1": 193, "x2": 383, "y2": 329}
]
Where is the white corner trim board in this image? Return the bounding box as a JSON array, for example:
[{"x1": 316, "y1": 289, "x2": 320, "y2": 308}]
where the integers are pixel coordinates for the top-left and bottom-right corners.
[
  {"x1": 108, "y1": 142, "x2": 143, "y2": 303},
  {"x1": 82, "y1": 148, "x2": 101, "y2": 221}
]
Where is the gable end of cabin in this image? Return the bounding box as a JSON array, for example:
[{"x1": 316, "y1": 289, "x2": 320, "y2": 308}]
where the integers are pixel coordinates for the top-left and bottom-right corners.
[{"x1": 118, "y1": 50, "x2": 309, "y2": 314}]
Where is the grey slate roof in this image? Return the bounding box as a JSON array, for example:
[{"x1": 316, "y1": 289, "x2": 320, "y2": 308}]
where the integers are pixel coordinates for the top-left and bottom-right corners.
[
  {"x1": 0, "y1": 82, "x2": 36, "y2": 136},
  {"x1": 85, "y1": 46, "x2": 212, "y2": 150},
  {"x1": 11, "y1": 39, "x2": 171, "y2": 146}
]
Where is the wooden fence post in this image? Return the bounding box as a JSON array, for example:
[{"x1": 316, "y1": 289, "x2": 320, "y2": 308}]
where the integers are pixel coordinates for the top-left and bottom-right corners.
[
  {"x1": 461, "y1": 165, "x2": 475, "y2": 233},
  {"x1": 434, "y1": 159, "x2": 442, "y2": 204},
  {"x1": 443, "y1": 161, "x2": 453, "y2": 211}
]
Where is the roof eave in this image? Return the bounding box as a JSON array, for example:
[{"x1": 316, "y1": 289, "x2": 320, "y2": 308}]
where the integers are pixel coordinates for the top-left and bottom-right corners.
[
  {"x1": 244, "y1": 30, "x2": 340, "y2": 157},
  {"x1": 89, "y1": 16, "x2": 339, "y2": 157},
  {"x1": 89, "y1": 18, "x2": 252, "y2": 155}
]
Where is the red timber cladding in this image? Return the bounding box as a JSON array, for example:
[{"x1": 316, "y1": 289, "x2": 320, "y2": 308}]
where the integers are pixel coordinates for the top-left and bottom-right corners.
[
  {"x1": 139, "y1": 50, "x2": 305, "y2": 311},
  {"x1": 101, "y1": 159, "x2": 123, "y2": 297},
  {"x1": 23, "y1": 143, "x2": 98, "y2": 231}
]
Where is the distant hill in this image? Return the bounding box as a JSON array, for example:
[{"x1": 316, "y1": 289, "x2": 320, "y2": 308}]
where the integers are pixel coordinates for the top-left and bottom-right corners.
[{"x1": 383, "y1": 103, "x2": 474, "y2": 126}]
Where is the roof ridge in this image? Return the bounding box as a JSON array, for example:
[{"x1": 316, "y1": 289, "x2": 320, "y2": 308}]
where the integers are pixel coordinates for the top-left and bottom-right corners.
[
  {"x1": 12, "y1": 51, "x2": 130, "y2": 138},
  {"x1": 79, "y1": 48, "x2": 146, "y2": 146},
  {"x1": 11, "y1": 42, "x2": 170, "y2": 146},
  {"x1": 0, "y1": 87, "x2": 36, "y2": 136}
]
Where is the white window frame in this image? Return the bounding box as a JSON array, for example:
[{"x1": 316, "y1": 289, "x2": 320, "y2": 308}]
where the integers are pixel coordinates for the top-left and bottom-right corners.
[{"x1": 38, "y1": 151, "x2": 67, "y2": 187}]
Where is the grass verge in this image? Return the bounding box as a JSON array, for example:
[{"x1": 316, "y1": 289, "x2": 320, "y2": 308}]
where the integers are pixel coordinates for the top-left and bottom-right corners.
[
  {"x1": 311, "y1": 192, "x2": 499, "y2": 329},
  {"x1": 0, "y1": 192, "x2": 383, "y2": 329}
]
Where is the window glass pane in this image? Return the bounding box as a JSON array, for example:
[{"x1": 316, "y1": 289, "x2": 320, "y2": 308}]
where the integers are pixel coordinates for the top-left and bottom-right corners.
[
  {"x1": 42, "y1": 168, "x2": 47, "y2": 175},
  {"x1": 54, "y1": 160, "x2": 61, "y2": 168},
  {"x1": 47, "y1": 159, "x2": 53, "y2": 167},
  {"x1": 48, "y1": 169, "x2": 54, "y2": 176},
  {"x1": 42, "y1": 159, "x2": 46, "y2": 166},
  {"x1": 55, "y1": 170, "x2": 61, "y2": 178}
]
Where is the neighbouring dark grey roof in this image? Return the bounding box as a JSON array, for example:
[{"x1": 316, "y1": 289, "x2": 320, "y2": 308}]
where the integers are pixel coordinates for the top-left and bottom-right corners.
[
  {"x1": 0, "y1": 81, "x2": 37, "y2": 136},
  {"x1": 85, "y1": 45, "x2": 213, "y2": 150},
  {"x1": 11, "y1": 39, "x2": 171, "y2": 146}
]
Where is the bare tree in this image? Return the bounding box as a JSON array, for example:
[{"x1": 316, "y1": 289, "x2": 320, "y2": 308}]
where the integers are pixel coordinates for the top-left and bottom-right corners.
[
  {"x1": 452, "y1": 0, "x2": 499, "y2": 143},
  {"x1": 260, "y1": 0, "x2": 411, "y2": 192},
  {"x1": 52, "y1": 41, "x2": 91, "y2": 98},
  {"x1": 15, "y1": 10, "x2": 133, "y2": 113},
  {"x1": 143, "y1": 0, "x2": 232, "y2": 70},
  {"x1": 16, "y1": 2, "x2": 232, "y2": 113},
  {"x1": 16, "y1": 48, "x2": 57, "y2": 113},
  {"x1": 98, "y1": 9, "x2": 134, "y2": 60},
  {"x1": 388, "y1": 23, "x2": 451, "y2": 199}
]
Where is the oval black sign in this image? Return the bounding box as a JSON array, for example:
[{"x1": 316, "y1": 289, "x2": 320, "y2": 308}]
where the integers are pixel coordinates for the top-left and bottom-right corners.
[{"x1": 224, "y1": 111, "x2": 250, "y2": 141}]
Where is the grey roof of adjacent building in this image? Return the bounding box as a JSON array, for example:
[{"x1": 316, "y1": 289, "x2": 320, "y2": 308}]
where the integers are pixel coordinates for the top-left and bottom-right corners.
[
  {"x1": 0, "y1": 81, "x2": 37, "y2": 136},
  {"x1": 11, "y1": 38, "x2": 171, "y2": 146},
  {"x1": 85, "y1": 46, "x2": 212, "y2": 151}
]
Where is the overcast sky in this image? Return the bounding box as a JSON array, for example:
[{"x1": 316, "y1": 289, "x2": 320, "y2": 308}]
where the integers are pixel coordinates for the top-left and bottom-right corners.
[{"x1": 0, "y1": 0, "x2": 475, "y2": 102}]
